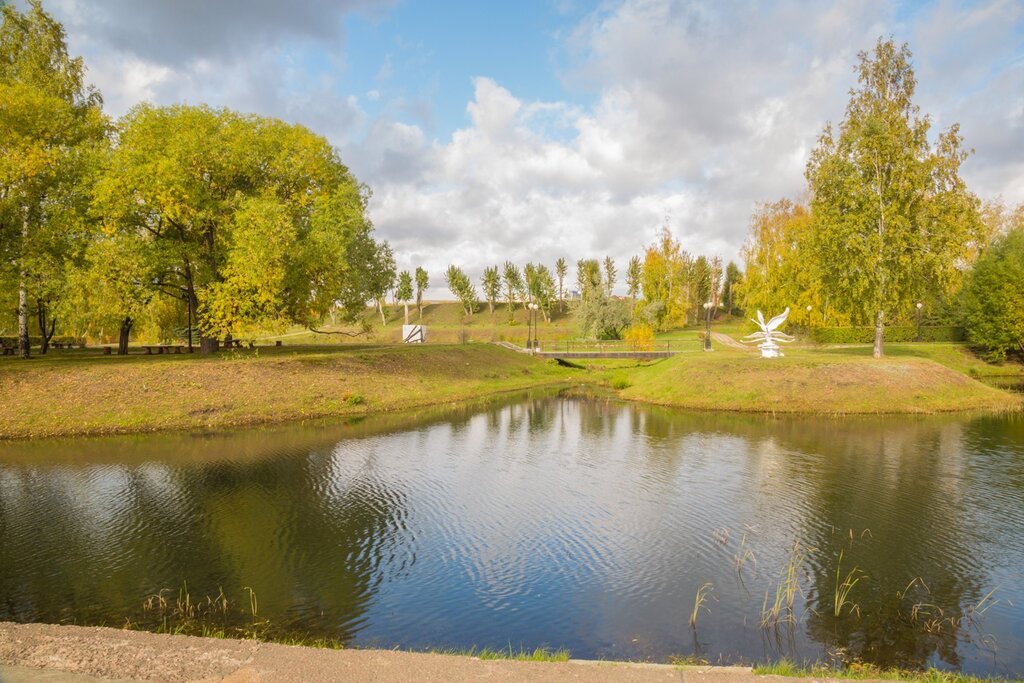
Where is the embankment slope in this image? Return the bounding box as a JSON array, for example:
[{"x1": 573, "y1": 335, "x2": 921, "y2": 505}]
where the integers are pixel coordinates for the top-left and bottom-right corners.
[{"x1": 620, "y1": 352, "x2": 1022, "y2": 414}]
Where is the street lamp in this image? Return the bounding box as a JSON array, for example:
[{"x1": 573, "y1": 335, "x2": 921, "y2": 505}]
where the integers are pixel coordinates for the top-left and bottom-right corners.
[
  {"x1": 915, "y1": 302, "x2": 923, "y2": 342},
  {"x1": 806, "y1": 305, "x2": 813, "y2": 329},
  {"x1": 703, "y1": 301, "x2": 712, "y2": 351},
  {"x1": 527, "y1": 302, "x2": 540, "y2": 352}
]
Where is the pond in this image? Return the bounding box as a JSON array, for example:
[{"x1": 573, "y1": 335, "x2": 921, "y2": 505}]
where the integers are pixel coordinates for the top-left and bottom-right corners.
[{"x1": 1, "y1": 393, "x2": 1022, "y2": 676}]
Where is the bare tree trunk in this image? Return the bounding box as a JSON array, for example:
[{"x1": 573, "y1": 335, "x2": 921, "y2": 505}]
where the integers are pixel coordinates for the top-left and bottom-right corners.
[
  {"x1": 182, "y1": 260, "x2": 198, "y2": 354},
  {"x1": 873, "y1": 310, "x2": 884, "y2": 359},
  {"x1": 17, "y1": 212, "x2": 30, "y2": 359},
  {"x1": 378, "y1": 298, "x2": 387, "y2": 325},
  {"x1": 36, "y1": 300, "x2": 55, "y2": 354},
  {"x1": 118, "y1": 317, "x2": 132, "y2": 355},
  {"x1": 403, "y1": 301, "x2": 409, "y2": 326}
]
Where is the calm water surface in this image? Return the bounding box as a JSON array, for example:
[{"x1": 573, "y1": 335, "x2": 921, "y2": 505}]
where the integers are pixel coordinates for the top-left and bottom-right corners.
[{"x1": 1, "y1": 395, "x2": 1023, "y2": 675}]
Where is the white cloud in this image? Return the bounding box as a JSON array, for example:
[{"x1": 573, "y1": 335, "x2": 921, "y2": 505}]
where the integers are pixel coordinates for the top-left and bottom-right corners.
[
  {"x1": 363, "y1": 1, "x2": 1024, "y2": 297},
  {"x1": 30, "y1": 0, "x2": 1024, "y2": 299}
]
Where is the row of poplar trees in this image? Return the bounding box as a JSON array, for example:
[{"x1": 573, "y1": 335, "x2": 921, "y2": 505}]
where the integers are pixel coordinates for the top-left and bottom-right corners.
[
  {"x1": 442, "y1": 244, "x2": 739, "y2": 342},
  {"x1": 0, "y1": 1, "x2": 394, "y2": 357}
]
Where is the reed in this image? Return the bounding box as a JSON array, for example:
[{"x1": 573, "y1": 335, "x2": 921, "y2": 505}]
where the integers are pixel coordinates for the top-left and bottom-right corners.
[
  {"x1": 833, "y1": 549, "x2": 864, "y2": 618},
  {"x1": 760, "y1": 540, "x2": 807, "y2": 628},
  {"x1": 734, "y1": 531, "x2": 757, "y2": 579},
  {"x1": 689, "y1": 582, "x2": 715, "y2": 629}
]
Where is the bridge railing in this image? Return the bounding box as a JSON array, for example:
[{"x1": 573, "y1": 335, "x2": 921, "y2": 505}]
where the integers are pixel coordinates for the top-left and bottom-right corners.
[{"x1": 537, "y1": 339, "x2": 699, "y2": 354}]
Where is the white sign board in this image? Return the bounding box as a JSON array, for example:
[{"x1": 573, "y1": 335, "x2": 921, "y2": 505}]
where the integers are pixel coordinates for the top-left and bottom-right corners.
[{"x1": 402, "y1": 325, "x2": 426, "y2": 343}]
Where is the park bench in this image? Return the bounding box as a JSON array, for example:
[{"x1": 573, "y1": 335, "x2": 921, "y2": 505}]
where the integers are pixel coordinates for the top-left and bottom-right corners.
[{"x1": 141, "y1": 345, "x2": 185, "y2": 354}]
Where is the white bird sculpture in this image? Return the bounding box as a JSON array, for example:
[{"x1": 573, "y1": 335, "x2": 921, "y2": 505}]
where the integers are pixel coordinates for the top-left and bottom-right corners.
[{"x1": 742, "y1": 308, "x2": 794, "y2": 358}]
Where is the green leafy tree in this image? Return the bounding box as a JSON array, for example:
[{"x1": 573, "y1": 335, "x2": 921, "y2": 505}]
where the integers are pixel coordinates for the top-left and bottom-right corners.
[
  {"x1": 626, "y1": 255, "x2": 642, "y2": 305},
  {"x1": 95, "y1": 103, "x2": 382, "y2": 349},
  {"x1": 554, "y1": 257, "x2": 567, "y2": 312},
  {"x1": 395, "y1": 270, "x2": 413, "y2": 325},
  {"x1": 502, "y1": 261, "x2": 523, "y2": 322},
  {"x1": 722, "y1": 261, "x2": 742, "y2": 314},
  {"x1": 415, "y1": 266, "x2": 428, "y2": 318},
  {"x1": 63, "y1": 232, "x2": 157, "y2": 354},
  {"x1": 639, "y1": 227, "x2": 692, "y2": 330},
  {"x1": 806, "y1": 38, "x2": 982, "y2": 357},
  {"x1": 962, "y1": 220, "x2": 1024, "y2": 362},
  {"x1": 1, "y1": 0, "x2": 107, "y2": 358},
  {"x1": 692, "y1": 255, "x2": 712, "y2": 321},
  {"x1": 576, "y1": 259, "x2": 601, "y2": 296},
  {"x1": 575, "y1": 262, "x2": 629, "y2": 339},
  {"x1": 524, "y1": 263, "x2": 557, "y2": 323},
  {"x1": 734, "y1": 200, "x2": 826, "y2": 327},
  {"x1": 444, "y1": 265, "x2": 477, "y2": 316},
  {"x1": 368, "y1": 243, "x2": 396, "y2": 327},
  {"x1": 481, "y1": 265, "x2": 501, "y2": 315},
  {"x1": 603, "y1": 256, "x2": 617, "y2": 295}
]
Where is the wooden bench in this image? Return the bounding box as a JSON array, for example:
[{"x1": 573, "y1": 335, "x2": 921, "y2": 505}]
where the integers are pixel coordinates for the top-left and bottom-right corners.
[{"x1": 141, "y1": 345, "x2": 185, "y2": 355}]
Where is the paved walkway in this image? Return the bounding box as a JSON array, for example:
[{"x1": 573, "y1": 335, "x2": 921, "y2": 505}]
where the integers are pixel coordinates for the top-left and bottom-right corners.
[{"x1": 0, "y1": 622, "x2": 865, "y2": 683}]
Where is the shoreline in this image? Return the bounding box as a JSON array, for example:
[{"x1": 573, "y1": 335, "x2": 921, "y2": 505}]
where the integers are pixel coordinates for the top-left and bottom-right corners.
[
  {"x1": 0, "y1": 344, "x2": 1020, "y2": 442},
  {"x1": 0, "y1": 622, "x2": 1012, "y2": 683}
]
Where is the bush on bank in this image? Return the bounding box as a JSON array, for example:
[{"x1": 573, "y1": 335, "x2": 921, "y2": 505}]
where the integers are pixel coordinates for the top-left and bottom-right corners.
[{"x1": 810, "y1": 326, "x2": 965, "y2": 344}]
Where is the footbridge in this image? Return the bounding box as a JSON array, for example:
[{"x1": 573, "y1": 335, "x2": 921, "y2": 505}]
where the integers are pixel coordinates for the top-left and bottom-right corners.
[{"x1": 494, "y1": 340, "x2": 690, "y2": 360}]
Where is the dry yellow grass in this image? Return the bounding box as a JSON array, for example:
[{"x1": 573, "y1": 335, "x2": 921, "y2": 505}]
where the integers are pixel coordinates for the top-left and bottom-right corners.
[
  {"x1": 0, "y1": 344, "x2": 574, "y2": 439},
  {"x1": 619, "y1": 350, "x2": 1022, "y2": 414}
]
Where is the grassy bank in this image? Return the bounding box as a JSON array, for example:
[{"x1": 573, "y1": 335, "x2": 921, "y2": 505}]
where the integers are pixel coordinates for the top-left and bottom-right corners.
[
  {"x1": 616, "y1": 344, "x2": 1022, "y2": 415},
  {"x1": 753, "y1": 660, "x2": 1021, "y2": 683},
  {"x1": 0, "y1": 344, "x2": 574, "y2": 439},
  {"x1": 2, "y1": 339, "x2": 1021, "y2": 440}
]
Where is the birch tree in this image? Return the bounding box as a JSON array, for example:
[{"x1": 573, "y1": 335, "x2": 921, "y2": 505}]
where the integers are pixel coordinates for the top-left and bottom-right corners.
[
  {"x1": 0, "y1": 1, "x2": 107, "y2": 358},
  {"x1": 806, "y1": 38, "x2": 981, "y2": 357}
]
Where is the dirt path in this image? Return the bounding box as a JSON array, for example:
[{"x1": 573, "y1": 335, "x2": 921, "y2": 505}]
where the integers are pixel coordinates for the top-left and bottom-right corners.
[
  {"x1": 711, "y1": 332, "x2": 753, "y2": 351},
  {"x1": 0, "y1": 622, "x2": 869, "y2": 683}
]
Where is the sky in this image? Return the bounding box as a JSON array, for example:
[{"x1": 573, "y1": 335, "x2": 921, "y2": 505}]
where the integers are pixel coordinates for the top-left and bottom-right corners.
[{"x1": 26, "y1": 0, "x2": 1024, "y2": 296}]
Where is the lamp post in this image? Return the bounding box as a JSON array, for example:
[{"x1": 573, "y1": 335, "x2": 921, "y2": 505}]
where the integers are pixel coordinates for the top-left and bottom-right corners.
[
  {"x1": 703, "y1": 301, "x2": 712, "y2": 351},
  {"x1": 527, "y1": 302, "x2": 539, "y2": 352},
  {"x1": 525, "y1": 302, "x2": 533, "y2": 351},
  {"x1": 806, "y1": 305, "x2": 813, "y2": 329},
  {"x1": 915, "y1": 302, "x2": 923, "y2": 342}
]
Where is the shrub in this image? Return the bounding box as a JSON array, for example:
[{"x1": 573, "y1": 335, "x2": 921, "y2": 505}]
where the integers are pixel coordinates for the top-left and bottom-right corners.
[
  {"x1": 962, "y1": 226, "x2": 1024, "y2": 363},
  {"x1": 623, "y1": 323, "x2": 655, "y2": 351},
  {"x1": 810, "y1": 326, "x2": 964, "y2": 344},
  {"x1": 611, "y1": 375, "x2": 631, "y2": 390},
  {"x1": 0, "y1": 335, "x2": 85, "y2": 348}
]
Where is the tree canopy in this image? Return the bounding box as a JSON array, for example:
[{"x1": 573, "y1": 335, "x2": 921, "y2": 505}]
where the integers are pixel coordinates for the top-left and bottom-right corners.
[
  {"x1": 963, "y1": 219, "x2": 1024, "y2": 362},
  {"x1": 94, "y1": 103, "x2": 389, "y2": 349},
  {"x1": 806, "y1": 38, "x2": 981, "y2": 357},
  {"x1": 1, "y1": 0, "x2": 107, "y2": 357}
]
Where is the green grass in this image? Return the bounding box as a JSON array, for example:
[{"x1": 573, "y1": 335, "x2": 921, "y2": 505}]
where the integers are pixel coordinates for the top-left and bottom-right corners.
[
  {"x1": 618, "y1": 343, "x2": 1022, "y2": 415},
  {"x1": 3, "y1": 330, "x2": 1020, "y2": 440},
  {"x1": 0, "y1": 344, "x2": 578, "y2": 439},
  {"x1": 754, "y1": 660, "x2": 1022, "y2": 683},
  {"x1": 430, "y1": 645, "x2": 571, "y2": 662},
  {"x1": 262, "y1": 301, "x2": 582, "y2": 347}
]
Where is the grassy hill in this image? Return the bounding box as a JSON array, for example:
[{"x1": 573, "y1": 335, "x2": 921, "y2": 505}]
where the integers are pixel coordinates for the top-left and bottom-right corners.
[
  {"x1": 263, "y1": 301, "x2": 584, "y2": 346},
  {"x1": 0, "y1": 344, "x2": 574, "y2": 439},
  {"x1": 617, "y1": 345, "x2": 1023, "y2": 415}
]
